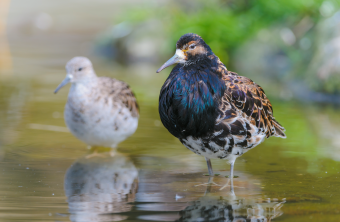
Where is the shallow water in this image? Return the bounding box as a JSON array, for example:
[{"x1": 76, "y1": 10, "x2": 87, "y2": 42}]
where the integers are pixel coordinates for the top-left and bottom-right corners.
[
  {"x1": 1, "y1": 1, "x2": 340, "y2": 221},
  {"x1": 1, "y1": 74, "x2": 340, "y2": 221}
]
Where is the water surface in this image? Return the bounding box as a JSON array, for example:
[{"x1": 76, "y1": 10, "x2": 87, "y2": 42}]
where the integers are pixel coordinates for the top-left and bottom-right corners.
[{"x1": 1, "y1": 75, "x2": 340, "y2": 221}]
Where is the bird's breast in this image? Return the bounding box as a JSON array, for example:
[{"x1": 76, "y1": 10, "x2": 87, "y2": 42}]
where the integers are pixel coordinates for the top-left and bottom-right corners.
[{"x1": 159, "y1": 70, "x2": 225, "y2": 138}]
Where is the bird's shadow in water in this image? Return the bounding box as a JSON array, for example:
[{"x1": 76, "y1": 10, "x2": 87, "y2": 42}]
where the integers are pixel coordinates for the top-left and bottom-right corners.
[{"x1": 64, "y1": 151, "x2": 138, "y2": 222}]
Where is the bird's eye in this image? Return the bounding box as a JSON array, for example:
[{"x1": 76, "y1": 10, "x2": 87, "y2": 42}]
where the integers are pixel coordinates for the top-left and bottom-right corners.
[
  {"x1": 78, "y1": 68, "x2": 83, "y2": 71},
  {"x1": 189, "y1": 44, "x2": 196, "y2": 50}
]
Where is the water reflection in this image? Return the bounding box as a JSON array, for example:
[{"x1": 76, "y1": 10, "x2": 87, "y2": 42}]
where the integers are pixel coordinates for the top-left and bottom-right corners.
[
  {"x1": 177, "y1": 195, "x2": 285, "y2": 222},
  {"x1": 64, "y1": 151, "x2": 138, "y2": 222},
  {"x1": 136, "y1": 170, "x2": 271, "y2": 221}
]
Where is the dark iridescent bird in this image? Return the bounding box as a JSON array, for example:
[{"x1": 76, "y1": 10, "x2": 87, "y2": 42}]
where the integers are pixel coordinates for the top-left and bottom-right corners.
[{"x1": 157, "y1": 33, "x2": 286, "y2": 192}]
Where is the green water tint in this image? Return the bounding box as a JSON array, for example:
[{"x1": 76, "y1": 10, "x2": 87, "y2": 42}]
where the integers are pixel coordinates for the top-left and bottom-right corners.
[{"x1": 1, "y1": 76, "x2": 340, "y2": 222}]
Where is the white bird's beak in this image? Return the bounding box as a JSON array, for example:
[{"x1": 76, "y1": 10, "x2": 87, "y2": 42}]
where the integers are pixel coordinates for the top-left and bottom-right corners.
[
  {"x1": 54, "y1": 74, "x2": 73, "y2": 94},
  {"x1": 156, "y1": 49, "x2": 186, "y2": 73}
]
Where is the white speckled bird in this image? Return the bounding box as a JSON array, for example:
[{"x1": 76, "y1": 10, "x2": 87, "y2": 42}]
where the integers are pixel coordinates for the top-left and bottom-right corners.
[{"x1": 54, "y1": 57, "x2": 139, "y2": 149}]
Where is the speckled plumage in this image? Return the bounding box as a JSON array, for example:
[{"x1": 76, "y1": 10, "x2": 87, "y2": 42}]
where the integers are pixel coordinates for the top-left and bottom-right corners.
[
  {"x1": 55, "y1": 57, "x2": 139, "y2": 148},
  {"x1": 158, "y1": 33, "x2": 285, "y2": 187}
]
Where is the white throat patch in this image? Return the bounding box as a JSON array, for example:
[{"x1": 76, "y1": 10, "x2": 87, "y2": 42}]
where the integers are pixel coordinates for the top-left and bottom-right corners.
[{"x1": 176, "y1": 49, "x2": 186, "y2": 63}]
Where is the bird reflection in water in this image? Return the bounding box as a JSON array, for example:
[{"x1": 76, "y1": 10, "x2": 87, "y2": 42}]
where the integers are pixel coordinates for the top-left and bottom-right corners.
[
  {"x1": 177, "y1": 195, "x2": 285, "y2": 222},
  {"x1": 176, "y1": 174, "x2": 285, "y2": 222},
  {"x1": 64, "y1": 151, "x2": 138, "y2": 222}
]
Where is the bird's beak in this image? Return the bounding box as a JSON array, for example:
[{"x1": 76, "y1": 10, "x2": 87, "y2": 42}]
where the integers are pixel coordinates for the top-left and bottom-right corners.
[
  {"x1": 156, "y1": 49, "x2": 185, "y2": 73},
  {"x1": 54, "y1": 74, "x2": 72, "y2": 94}
]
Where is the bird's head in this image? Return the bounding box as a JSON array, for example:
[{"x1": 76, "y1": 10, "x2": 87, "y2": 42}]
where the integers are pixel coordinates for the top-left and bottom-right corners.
[
  {"x1": 156, "y1": 33, "x2": 213, "y2": 73},
  {"x1": 54, "y1": 57, "x2": 96, "y2": 93}
]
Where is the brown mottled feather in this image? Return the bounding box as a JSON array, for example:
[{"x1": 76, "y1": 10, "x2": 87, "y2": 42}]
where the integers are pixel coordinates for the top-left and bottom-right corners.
[
  {"x1": 215, "y1": 58, "x2": 286, "y2": 139},
  {"x1": 98, "y1": 77, "x2": 139, "y2": 117}
]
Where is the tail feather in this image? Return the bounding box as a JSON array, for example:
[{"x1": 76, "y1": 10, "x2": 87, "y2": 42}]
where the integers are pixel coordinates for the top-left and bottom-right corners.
[{"x1": 273, "y1": 119, "x2": 286, "y2": 138}]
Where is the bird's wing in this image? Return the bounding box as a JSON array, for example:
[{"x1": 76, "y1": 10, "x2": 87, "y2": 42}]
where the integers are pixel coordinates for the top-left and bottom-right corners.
[
  {"x1": 219, "y1": 71, "x2": 285, "y2": 138},
  {"x1": 99, "y1": 77, "x2": 139, "y2": 117}
]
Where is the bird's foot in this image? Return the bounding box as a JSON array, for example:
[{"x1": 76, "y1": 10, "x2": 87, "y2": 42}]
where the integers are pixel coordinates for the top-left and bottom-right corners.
[
  {"x1": 219, "y1": 179, "x2": 244, "y2": 191},
  {"x1": 194, "y1": 182, "x2": 221, "y2": 187},
  {"x1": 85, "y1": 151, "x2": 106, "y2": 159},
  {"x1": 86, "y1": 146, "x2": 115, "y2": 159}
]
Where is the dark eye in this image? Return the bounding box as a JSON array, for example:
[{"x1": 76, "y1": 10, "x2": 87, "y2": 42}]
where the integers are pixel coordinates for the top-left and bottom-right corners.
[
  {"x1": 189, "y1": 44, "x2": 196, "y2": 50},
  {"x1": 78, "y1": 68, "x2": 83, "y2": 71}
]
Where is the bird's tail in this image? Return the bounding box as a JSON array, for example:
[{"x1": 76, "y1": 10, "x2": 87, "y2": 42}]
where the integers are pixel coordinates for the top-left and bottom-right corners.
[{"x1": 272, "y1": 119, "x2": 286, "y2": 138}]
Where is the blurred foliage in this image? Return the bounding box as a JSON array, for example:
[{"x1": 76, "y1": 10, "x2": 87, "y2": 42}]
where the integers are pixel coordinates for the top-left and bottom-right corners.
[
  {"x1": 120, "y1": 0, "x2": 329, "y2": 64},
  {"x1": 117, "y1": 0, "x2": 340, "y2": 95},
  {"x1": 306, "y1": 12, "x2": 340, "y2": 94}
]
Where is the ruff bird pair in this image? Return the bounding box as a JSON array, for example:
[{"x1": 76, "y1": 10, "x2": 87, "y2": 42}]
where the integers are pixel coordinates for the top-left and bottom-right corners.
[{"x1": 55, "y1": 33, "x2": 285, "y2": 192}]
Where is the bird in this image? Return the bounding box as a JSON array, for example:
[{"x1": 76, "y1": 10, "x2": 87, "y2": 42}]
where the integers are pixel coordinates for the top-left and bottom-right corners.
[
  {"x1": 157, "y1": 33, "x2": 286, "y2": 192},
  {"x1": 54, "y1": 56, "x2": 139, "y2": 149}
]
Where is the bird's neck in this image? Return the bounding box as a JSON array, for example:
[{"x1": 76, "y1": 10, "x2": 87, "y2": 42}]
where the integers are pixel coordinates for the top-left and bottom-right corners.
[
  {"x1": 69, "y1": 73, "x2": 98, "y2": 97},
  {"x1": 75, "y1": 72, "x2": 98, "y2": 85},
  {"x1": 183, "y1": 52, "x2": 213, "y2": 67},
  {"x1": 180, "y1": 59, "x2": 226, "y2": 110}
]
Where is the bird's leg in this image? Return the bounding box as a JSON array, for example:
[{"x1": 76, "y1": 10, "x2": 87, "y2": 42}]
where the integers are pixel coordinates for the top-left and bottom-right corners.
[
  {"x1": 85, "y1": 146, "x2": 107, "y2": 159},
  {"x1": 219, "y1": 161, "x2": 236, "y2": 195},
  {"x1": 230, "y1": 161, "x2": 235, "y2": 195},
  {"x1": 204, "y1": 177, "x2": 214, "y2": 195},
  {"x1": 109, "y1": 149, "x2": 116, "y2": 157},
  {"x1": 205, "y1": 157, "x2": 214, "y2": 176},
  {"x1": 195, "y1": 158, "x2": 220, "y2": 188}
]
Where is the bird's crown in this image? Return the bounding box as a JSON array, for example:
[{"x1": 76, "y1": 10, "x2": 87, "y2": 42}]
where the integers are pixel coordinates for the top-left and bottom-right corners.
[
  {"x1": 66, "y1": 56, "x2": 93, "y2": 73},
  {"x1": 176, "y1": 33, "x2": 206, "y2": 49}
]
